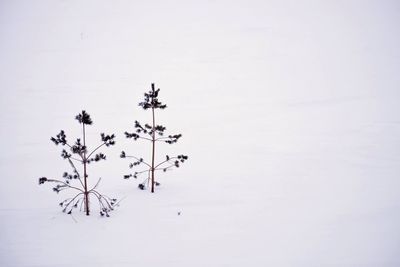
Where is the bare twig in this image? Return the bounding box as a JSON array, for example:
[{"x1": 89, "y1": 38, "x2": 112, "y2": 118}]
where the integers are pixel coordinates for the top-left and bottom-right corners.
[
  {"x1": 125, "y1": 155, "x2": 151, "y2": 168},
  {"x1": 46, "y1": 178, "x2": 84, "y2": 193},
  {"x1": 139, "y1": 136, "x2": 153, "y2": 142},
  {"x1": 67, "y1": 158, "x2": 85, "y2": 188},
  {"x1": 155, "y1": 157, "x2": 178, "y2": 168},
  {"x1": 87, "y1": 142, "x2": 106, "y2": 159},
  {"x1": 62, "y1": 193, "x2": 84, "y2": 212},
  {"x1": 90, "y1": 177, "x2": 102, "y2": 191}
]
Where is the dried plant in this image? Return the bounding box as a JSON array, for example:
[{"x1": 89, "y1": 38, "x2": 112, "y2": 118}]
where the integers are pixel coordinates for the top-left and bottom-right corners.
[
  {"x1": 38, "y1": 111, "x2": 117, "y2": 216},
  {"x1": 122, "y1": 83, "x2": 188, "y2": 192}
]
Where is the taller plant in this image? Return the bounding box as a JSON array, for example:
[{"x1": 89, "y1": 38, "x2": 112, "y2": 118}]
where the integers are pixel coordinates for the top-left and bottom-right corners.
[
  {"x1": 39, "y1": 111, "x2": 117, "y2": 216},
  {"x1": 122, "y1": 83, "x2": 188, "y2": 193}
]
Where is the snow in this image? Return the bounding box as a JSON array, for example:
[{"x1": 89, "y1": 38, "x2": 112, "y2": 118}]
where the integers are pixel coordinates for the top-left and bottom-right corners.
[{"x1": 1, "y1": 0, "x2": 400, "y2": 266}]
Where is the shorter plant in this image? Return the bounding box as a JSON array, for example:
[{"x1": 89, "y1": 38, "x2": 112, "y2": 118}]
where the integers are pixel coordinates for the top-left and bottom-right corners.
[
  {"x1": 38, "y1": 110, "x2": 117, "y2": 216},
  {"x1": 121, "y1": 83, "x2": 188, "y2": 192}
]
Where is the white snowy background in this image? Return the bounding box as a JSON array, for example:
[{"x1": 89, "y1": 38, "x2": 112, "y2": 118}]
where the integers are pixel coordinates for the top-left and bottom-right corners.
[{"x1": 1, "y1": 0, "x2": 399, "y2": 266}]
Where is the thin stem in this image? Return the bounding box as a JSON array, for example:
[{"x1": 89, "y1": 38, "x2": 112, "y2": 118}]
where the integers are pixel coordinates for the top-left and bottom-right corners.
[
  {"x1": 69, "y1": 156, "x2": 83, "y2": 162},
  {"x1": 79, "y1": 197, "x2": 84, "y2": 211},
  {"x1": 146, "y1": 168, "x2": 151, "y2": 188},
  {"x1": 155, "y1": 157, "x2": 179, "y2": 169},
  {"x1": 125, "y1": 155, "x2": 151, "y2": 168},
  {"x1": 65, "y1": 143, "x2": 73, "y2": 149},
  {"x1": 90, "y1": 191, "x2": 107, "y2": 210},
  {"x1": 90, "y1": 190, "x2": 114, "y2": 210},
  {"x1": 87, "y1": 142, "x2": 106, "y2": 159},
  {"x1": 154, "y1": 136, "x2": 176, "y2": 142},
  {"x1": 67, "y1": 158, "x2": 85, "y2": 188},
  {"x1": 135, "y1": 168, "x2": 152, "y2": 176},
  {"x1": 151, "y1": 88, "x2": 156, "y2": 193},
  {"x1": 154, "y1": 165, "x2": 175, "y2": 171},
  {"x1": 83, "y1": 123, "x2": 89, "y2": 216},
  {"x1": 139, "y1": 136, "x2": 153, "y2": 142},
  {"x1": 63, "y1": 193, "x2": 84, "y2": 212},
  {"x1": 90, "y1": 177, "x2": 102, "y2": 191},
  {"x1": 155, "y1": 137, "x2": 169, "y2": 141},
  {"x1": 91, "y1": 190, "x2": 113, "y2": 203},
  {"x1": 46, "y1": 178, "x2": 84, "y2": 193}
]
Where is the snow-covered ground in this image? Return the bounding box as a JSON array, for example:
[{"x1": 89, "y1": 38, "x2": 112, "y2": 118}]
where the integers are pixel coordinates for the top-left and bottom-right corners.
[{"x1": 1, "y1": 0, "x2": 400, "y2": 266}]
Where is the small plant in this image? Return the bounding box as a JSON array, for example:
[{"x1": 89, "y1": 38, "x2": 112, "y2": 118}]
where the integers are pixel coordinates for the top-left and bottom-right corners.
[
  {"x1": 122, "y1": 83, "x2": 188, "y2": 192},
  {"x1": 38, "y1": 110, "x2": 117, "y2": 216}
]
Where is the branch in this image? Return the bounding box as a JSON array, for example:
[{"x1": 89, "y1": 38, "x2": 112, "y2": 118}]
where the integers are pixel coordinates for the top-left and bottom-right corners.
[
  {"x1": 137, "y1": 168, "x2": 159, "y2": 190},
  {"x1": 140, "y1": 136, "x2": 153, "y2": 141},
  {"x1": 67, "y1": 158, "x2": 85, "y2": 188},
  {"x1": 90, "y1": 190, "x2": 114, "y2": 203},
  {"x1": 126, "y1": 155, "x2": 151, "y2": 168},
  {"x1": 69, "y1": 156, "x2": 83, "y2": 162},
  {"x1": 43, "y1": 178, "x2": 84, "y2": 193},
  {"x1": 62, "y1": 193, "x2": 84, "y2": 213},
  {"x1": 89, "y1": 190, "x2": 116, "y2": 216},
  {"x1": 155, "y1": 137, "x2": 170, "y2": 141},
  {"x1": 135, "y1": 168, "x2": 152, "y2": 176},
  {"x1": 87, "y1": 142, "x2": 106, "y2": 159},
  {"x1": 65, "y1": 143, "x2": 73, "y2": 149},
  {"x1": 90, "y1": 177, "x2": 102, "y2": 191},
  {"x1": 154, "y1": 165, "x2": 175, "y2": 172},
  {"x1": 155, "y1": 157, "x2": 179, "y2": 168}
]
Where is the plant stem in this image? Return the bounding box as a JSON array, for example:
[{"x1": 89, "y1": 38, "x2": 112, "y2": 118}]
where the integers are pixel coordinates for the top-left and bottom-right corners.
[
  {"x1": 83, "y1": 123, "x2": 90, "y2": 215},
  {"x1": 151, "y1": 84, "x2": 156, "y2": 193}
]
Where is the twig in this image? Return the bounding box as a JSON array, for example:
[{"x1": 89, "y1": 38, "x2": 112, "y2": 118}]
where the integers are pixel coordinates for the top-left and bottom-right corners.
[
  {"x1": 90, "y1": 177, "x2": 102, "y2": 191},
  {"x1": 46, "y1": 178, "x2": 84, "y2": 193},
  {"x1": 67, "y1": 158, "x2": 85, "y2": 188},
  {"x1": 139, "y1": 136, "x2": 153, "y2": 142},
  {"x1": 155, "y1": 157, "x2": 178, "y2": 168},
  {"x1": 63, "y1": 193, "x2": 84, "y2": 212},
  {"x1": 87, "y1": 142, "x2": 106, "y2": 159},
  {"x1": 125, "y1": 155, "x2": 151, "y2": 168}
]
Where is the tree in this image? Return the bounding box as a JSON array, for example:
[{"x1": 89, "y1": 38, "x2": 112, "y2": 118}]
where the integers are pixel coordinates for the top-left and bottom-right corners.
[
  {"x1": 121, "y1": 83, "x2": 188, "y2": 193},
  {"x1": 38, "y1": 110, "x2": 117, "y2": 216}
]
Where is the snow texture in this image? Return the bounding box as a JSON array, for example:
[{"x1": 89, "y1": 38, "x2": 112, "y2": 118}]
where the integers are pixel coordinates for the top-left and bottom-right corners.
[{"x1": 1, "y1": 0, "x2": 399, "y2": 266}]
